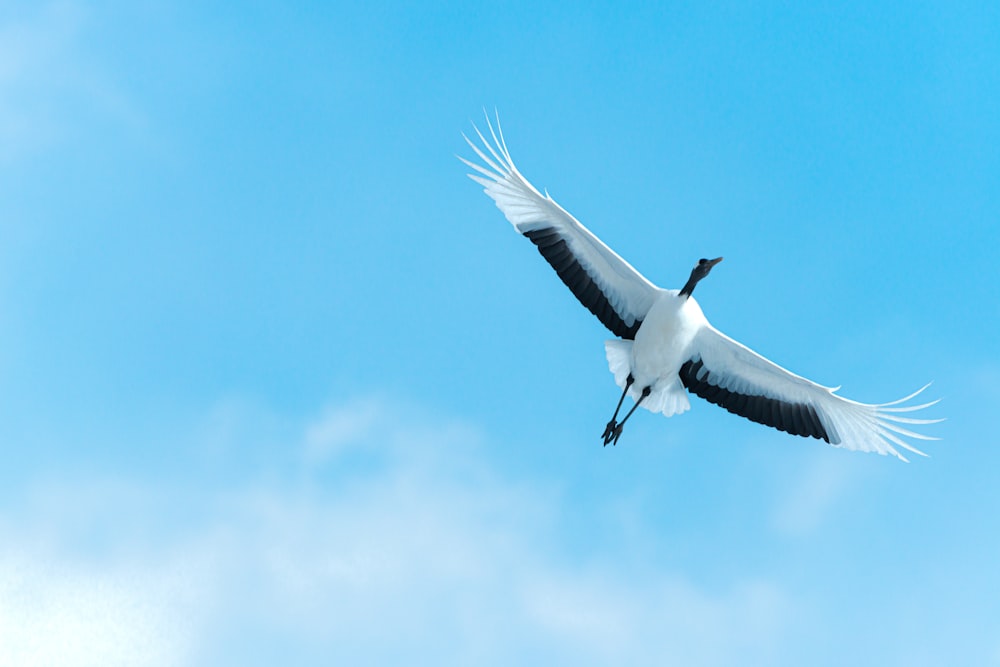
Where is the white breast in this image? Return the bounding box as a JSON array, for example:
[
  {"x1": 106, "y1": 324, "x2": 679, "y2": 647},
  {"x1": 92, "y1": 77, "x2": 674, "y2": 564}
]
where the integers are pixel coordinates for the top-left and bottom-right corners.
[{"x1": 630, "y1": 291, "x2": 709, "y2": 390}]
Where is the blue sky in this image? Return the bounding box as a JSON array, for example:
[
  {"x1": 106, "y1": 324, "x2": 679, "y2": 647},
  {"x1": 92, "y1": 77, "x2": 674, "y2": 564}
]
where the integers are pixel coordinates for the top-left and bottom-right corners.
[{"x1": 1, "y1": 1, "x2": 998, "y2": 664}]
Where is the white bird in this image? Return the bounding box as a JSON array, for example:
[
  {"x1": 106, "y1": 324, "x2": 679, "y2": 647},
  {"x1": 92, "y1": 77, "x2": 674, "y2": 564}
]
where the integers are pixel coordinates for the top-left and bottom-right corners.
[{"x1": 461, "y1": 115, "x2": 941, "y2": 461}]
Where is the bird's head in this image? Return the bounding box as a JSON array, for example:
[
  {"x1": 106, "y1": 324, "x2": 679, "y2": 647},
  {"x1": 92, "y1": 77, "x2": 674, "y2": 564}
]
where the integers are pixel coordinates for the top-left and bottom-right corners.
[{"x1": 679, "y1": 257, "x2": 723, "y2": 297}]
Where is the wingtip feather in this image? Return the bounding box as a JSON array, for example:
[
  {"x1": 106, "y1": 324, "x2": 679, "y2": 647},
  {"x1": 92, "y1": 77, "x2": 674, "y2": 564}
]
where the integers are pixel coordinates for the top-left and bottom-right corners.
[{"x1": 880, "y1": 382, "x2": 933, "y2": 407}]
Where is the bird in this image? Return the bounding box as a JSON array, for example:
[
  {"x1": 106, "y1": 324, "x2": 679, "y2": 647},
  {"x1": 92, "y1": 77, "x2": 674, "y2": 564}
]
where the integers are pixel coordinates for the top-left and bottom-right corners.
[{"x1": 460, "y1": 114, "x2": 941, "y2": 461}]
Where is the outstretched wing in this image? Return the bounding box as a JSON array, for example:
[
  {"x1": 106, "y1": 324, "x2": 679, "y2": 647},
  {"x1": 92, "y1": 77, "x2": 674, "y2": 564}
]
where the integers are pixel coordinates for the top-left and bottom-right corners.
[
  {"x1": 461, "y1": 115, "x2": 659, "y2": 339},
  {"x1": 681, "y1": 324, "x2": 942, "y2": 461}
]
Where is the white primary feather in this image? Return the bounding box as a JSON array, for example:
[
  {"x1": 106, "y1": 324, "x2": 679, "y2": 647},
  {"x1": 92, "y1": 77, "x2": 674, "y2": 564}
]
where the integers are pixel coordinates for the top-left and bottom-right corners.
[
  {"x1": 461, "y1": 114, "x2": 658, "y2": 330},
  {"x1": 690, "y1": 325, "x2": 942, "y2": 461}
]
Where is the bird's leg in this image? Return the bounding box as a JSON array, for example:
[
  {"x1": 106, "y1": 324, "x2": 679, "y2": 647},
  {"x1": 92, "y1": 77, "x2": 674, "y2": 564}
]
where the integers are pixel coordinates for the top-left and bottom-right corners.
[
  {"x1": 602, "y1": 374, "x2": 634, "y2": 445},
  {"x1": 607, "y1": 385, "x2": 651, "y2": 447}
]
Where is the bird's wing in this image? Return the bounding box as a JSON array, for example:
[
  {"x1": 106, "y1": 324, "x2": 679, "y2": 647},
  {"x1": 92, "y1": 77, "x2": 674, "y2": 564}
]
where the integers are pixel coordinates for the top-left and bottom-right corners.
[
  {"x1": 682, "y1": 324, "x2": 941, "y2": 461},
  {"x1": 461, "y1": 115, "x2": 659, "y2": 339}
]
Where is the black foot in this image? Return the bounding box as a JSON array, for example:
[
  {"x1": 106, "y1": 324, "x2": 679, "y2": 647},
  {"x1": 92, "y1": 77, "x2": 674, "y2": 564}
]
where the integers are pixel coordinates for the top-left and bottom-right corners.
[
  {"x1": 602, "y1": 420, "x2": 617, "y2": 445},
  {"x1": 602, "y1": 421, "x2": 624, "y2": 446}
]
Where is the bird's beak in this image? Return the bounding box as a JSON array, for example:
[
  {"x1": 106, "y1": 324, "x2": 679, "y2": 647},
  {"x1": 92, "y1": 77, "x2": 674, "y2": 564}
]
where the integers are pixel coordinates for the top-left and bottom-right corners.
[{"x1": 707, "y1": 257, "x2": 723, "y2": 267}]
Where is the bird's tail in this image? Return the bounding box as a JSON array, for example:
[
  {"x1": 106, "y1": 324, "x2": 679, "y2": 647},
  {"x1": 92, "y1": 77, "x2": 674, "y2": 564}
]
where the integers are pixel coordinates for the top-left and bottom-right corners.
[
  {"x1": 604, "y1": 339, "x2": 634, "y2": 390},
  {"x1": 604, "y1": 340, "x2": 691, "y2": 418}
]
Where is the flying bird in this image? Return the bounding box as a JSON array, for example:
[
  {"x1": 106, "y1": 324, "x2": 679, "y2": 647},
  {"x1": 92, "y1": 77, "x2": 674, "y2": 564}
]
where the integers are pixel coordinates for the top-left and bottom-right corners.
[{"x1": 461, "y1": 116, "x2": 941, "y2": 461}]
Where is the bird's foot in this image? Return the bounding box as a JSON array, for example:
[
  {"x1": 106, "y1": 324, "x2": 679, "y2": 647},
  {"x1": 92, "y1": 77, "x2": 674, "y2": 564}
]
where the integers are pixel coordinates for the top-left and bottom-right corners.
[
  {"x1": 602, "y1": 420, "x2": 617, "y2": 446},
  {"x1": 602, "y1": 421, "x2": 624, "y2": 446}
]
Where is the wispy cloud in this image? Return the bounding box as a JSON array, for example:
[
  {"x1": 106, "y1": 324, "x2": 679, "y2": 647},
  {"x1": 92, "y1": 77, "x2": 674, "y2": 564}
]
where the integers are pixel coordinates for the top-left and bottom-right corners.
[
  {"x1": 770, "y1": 453, "x2": 857, "y2": 536},
  {"x1": 0, "y1": 2, "x2": 142, "y2": 161},
  {"x1": 522, "y1": 571, "x2": 788, "y2": 665},
  {"x1": 0, "y1": 396, "x2": 795, "y2": 665},
  {"x1": 302, "y1": 396, "x2": 383, "y2": 464}
]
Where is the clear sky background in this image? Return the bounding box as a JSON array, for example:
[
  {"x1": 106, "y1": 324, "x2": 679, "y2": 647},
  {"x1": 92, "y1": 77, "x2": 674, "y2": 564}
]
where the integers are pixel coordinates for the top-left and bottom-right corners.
[{"x1": 1, "y1": 1, "x2": 998, "y2": 665}]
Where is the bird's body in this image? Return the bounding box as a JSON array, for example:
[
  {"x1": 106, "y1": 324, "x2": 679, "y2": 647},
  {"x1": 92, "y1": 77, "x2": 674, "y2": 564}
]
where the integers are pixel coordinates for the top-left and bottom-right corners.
[
  {"x1": 461, "y1": 115, "x2": 940, "y2": 461},
  {"x1": 632, "y1": 290, "x2": 704, "y2": 396}
]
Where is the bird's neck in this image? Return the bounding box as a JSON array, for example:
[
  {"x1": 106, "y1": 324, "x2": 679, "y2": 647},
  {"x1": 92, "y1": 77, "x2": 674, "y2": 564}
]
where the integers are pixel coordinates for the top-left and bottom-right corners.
[{"x1": 678, "y1": 275, "x2": 699, "y2": 298}]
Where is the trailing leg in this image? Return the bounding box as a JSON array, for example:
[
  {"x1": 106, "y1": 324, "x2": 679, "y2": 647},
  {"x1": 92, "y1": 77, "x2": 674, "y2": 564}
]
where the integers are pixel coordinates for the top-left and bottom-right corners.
[
  {"x1": 606, "y1": 385, "x2": 651, "y2": 446},
  {"x1": 602, "y1": 374, "x2": 634, "y2": 444}
]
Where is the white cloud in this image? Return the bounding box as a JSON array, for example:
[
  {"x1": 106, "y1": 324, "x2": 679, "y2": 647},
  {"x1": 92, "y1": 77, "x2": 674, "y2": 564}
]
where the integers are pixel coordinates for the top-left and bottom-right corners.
[
  {"x1": 0, "y1": 396, "x2": 796, "y2": 666},
  {"x1": 0, "y1": 548, "x2": 207, "y2": 667}
]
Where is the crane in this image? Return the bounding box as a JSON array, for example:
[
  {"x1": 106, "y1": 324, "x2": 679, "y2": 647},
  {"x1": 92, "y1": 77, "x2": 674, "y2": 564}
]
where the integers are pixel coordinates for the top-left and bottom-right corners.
[{"x1": 461, "y1": 116, "x2": 941, "y2": 461}]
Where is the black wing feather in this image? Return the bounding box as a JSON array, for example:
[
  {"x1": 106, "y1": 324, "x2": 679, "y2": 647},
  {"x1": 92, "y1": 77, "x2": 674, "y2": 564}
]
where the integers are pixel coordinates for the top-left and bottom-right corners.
[
  {"x1": 679, "y1": 359, "x2": 831, "y2": 442},
  {"x1": 524, "y1": 228, "x2": 642, "y2": 339}
]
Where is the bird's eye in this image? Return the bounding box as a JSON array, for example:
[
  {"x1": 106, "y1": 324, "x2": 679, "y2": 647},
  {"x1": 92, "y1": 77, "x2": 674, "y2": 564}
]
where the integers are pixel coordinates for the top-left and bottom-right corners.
[{"x1": 698, "y1": 258, "x2": 708, "y2": 265}]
